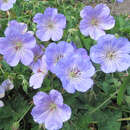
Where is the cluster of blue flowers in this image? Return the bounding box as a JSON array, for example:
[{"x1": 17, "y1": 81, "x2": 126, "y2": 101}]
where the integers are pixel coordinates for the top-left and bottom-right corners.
[{"x1": 0, "y1": 0, "x2": 129, "y2": 130}]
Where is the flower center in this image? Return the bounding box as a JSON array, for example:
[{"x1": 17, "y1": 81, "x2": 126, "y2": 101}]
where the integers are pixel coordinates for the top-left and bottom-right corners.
[
  {"x1": 69, "y1": 67, "x2": 81, "y2": 78},
  {"x1": 91, "y1": 18, "x2": 98, "y2": 26},
  {"x1": 15, "y1": 42, "x2": 22, "y2": 50},
  {"x1": 55, "y1": 54, "x2": 63, "y2": 63},
  {"x1": 48, "y1": 22, "x2": 54, "y2": 29},
  {"x1": 49, "y1": 103, "x2": 57, "y2": 111},
  {"x1": 106, "y1": 51, "x2": 116, "y2": 60},
  {"x1": 3, "y1": 0, "x2": 8, "y2": 3},
  {"x1": 37, "y1": 69, "x2": 42, "y2": 73},
  {"x1": 34, "y1": 55, "x2": 41, "y2": 62}
]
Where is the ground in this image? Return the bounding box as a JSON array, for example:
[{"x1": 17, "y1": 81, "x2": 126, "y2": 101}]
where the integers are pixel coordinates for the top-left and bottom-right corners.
[{"x1": 82, "y1": 0, "x2": 130, "y2": 15}]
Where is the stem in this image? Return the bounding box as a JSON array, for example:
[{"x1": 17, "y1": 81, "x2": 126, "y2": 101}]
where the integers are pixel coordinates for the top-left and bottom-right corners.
[
  {"x1": 17, "y1": 103, "x2": 33, "y2": 123},
  {"x1": 117, "y1": 117, "x2": 130, "y2": 121},
  {"x1": 107, "y1": 106, "x2": 130, "y2": 113},
  {"x1": 89, "y1": 89, "x2": 119, "y2": 114},
  {"x1": 0, "y1": 66, "x2": 4, "y2": 74},
  {"x1": 56, "y1": 0, "x2": 60, "y2": 5}
]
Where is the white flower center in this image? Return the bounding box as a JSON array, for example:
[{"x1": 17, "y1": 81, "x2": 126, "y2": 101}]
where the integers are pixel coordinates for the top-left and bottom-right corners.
[
  {"x1": 34, "y1": 55, "x2": 41, "y2": 62},
  {"x1": 49, "y1": 103, "x2": 57, "y2": 111},
  {"x1": 47, "y1": 22, "x2": 55, "y2": 30},
  {"x1": 91, "y1": 18, "x2": 98, "y2": 26},
  {"x1": 106, "y1": 51, "x2": 117, "y2": 60},
  {"x1": 3, "y1": 0, "x2": 8, "y2": 3},
  {"x1": 55, "y1": 54, "x2": 63, "y2": 64},
  {"x1": 15, "y1": 42, "x2": 22, "y2": 50},
  {"x1": 69, "y1": 67, "x2": 81, "y2": 79}
]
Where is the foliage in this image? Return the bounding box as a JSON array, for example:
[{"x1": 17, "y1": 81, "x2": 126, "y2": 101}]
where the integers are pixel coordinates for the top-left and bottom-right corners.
[{"x1": 0, "y1": 0, "x2": 130, "y2": 130}]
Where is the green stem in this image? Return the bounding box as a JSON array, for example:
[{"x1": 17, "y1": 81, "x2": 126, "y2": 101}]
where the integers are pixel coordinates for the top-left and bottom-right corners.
[
  {"x1": 117, "y1": 74, "x2": 130, "y2": 105},
  {"x1": 17, "y1": 103, "x2": 33, "y2": 123},
  {"x1": 117, "y1": 117, "x2": 130, "y2": 121},
  {"x1": 56, "y1": 0, "x2": 60, "y2": 5},
  {"x1": 89, "y1": 89, "x2": 119, "y2": 114},
  {"x1": 0, "y1": 66, "x2": 4, "y2": 74}
]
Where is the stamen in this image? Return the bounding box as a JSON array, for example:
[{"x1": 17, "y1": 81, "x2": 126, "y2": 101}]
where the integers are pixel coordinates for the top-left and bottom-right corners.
[
  {"x1": 55, "y1": 54, "x2": 63, "y2": 63},
  {"x1": 49, "y1": 103, "x2": 57, "y2": 111},
  {"x1": 34, "y1": 55, "x2": 41, "y2": 62},
  {"x1": 106, "y1": 51, "x2": 116, "y2": 60},
  {"x1": 15, "y1": 42, "x2": 22, "y2": 50},
  {"x1": 3, "y1": 0, "x2": 8, "y2": 3},
  {"x1": 91, "y1": 18, "x2": 98, "y2": 26},
  {"x1": 70, "y1": 67, "x2": 81, "y2": 78},
  {"x1": 48, "y1": 22, "x2": 54, "y2": 29}
]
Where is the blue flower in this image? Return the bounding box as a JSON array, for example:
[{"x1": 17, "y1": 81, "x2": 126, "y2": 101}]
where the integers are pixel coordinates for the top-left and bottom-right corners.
[
  {"x1": 0, "y1": 20, "x2": 36, "y2": 66},
  {"x1": 116, "y1": 0, "x2": 124, "y2": 3},
  {"x1": 33, "y1": 7, "x2": 66, "y2": 41},
  {"x1": 30, "y1": 44, "x2": 45, "y2": 72},
  {"x1": 31, "y1": 89, "x2": 71, "y2": 130},
  {"x1": 79, "y1": 4, "x2": 115, "y2": 40},
  {"x1": 0, "y1": 79, "x2": 14, "y2": 98},
  {"x1": 90, "y1": 34, "x2": 130, "y2": 73},
  {"x1": 55, "y1": 53, "x2": 95, "y2": 93},
  {"x1": 45, "y1": 41, "x2": 74, "y2": 74},
  {"x1": 0, "y1": 100, "x2": 4, "y2": 108},
  {"x1": 0, "y1": 0, "x2": 16, "y2": 11},
  {"x1": 29, "y1": 55, "x2": 48, "y2": 89}
]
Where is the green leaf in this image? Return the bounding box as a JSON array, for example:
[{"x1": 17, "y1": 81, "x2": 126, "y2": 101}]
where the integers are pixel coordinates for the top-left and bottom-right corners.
[
  {"x1": 127, "y1": 85, "x2": 130, "y2": 96},
  {"x1": 125, "y1": 96, "x2": 130, "y2": 107},
  {"x1": 76, "y1": 113, "x2": 93, "y2": 129},
  {"x1": 97, "y1": 110, "x2": 122, "y2": 130},
  {"x1": 117, "y1": 75, "x2": 130, "y2": 105},
  {"x1": 0, "y1": 95, "x2": 29, "y2": 129},
  {"x1": 62, "y1": 122, "x2": 76, "y2": 130},
  {"x1": 73, "y1": 31, "x2": 83, "y2": 48},
  {"x1": 18, "y1": 75, "x2": 29, "y2": 94}
]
